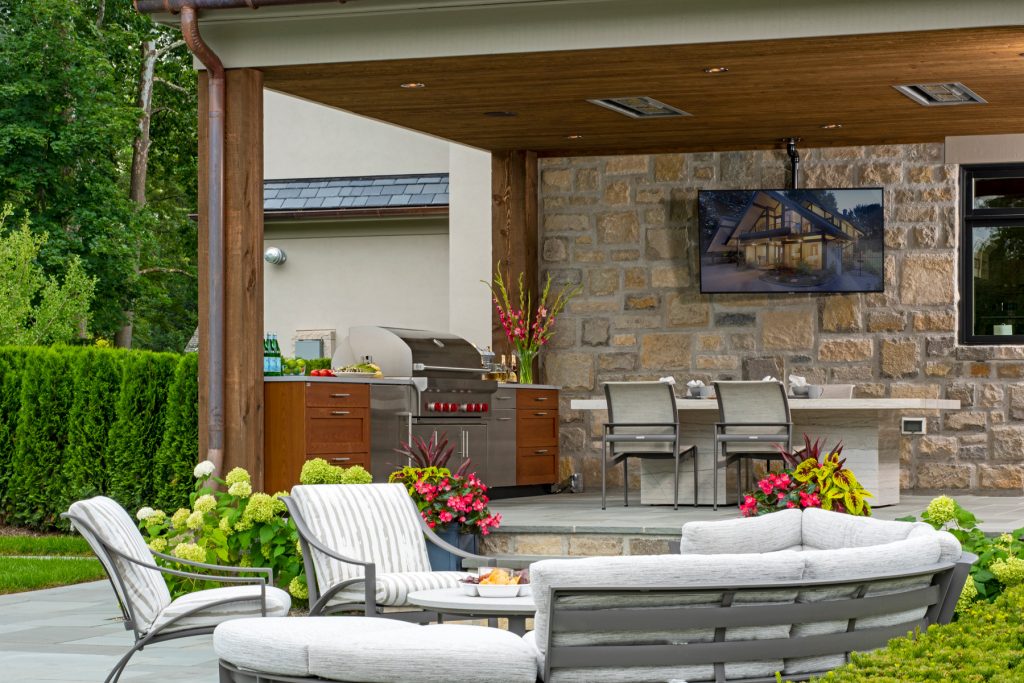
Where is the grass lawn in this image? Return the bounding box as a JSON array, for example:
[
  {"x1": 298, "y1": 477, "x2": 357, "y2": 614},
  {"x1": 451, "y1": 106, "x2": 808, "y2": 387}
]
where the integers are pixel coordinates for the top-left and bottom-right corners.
[
  {"x1": 0, "y1": 557, "x2": 105, "y2": 595},
  {"x1": 0, "y1": 534, "x2": 92, "y2": 557}
]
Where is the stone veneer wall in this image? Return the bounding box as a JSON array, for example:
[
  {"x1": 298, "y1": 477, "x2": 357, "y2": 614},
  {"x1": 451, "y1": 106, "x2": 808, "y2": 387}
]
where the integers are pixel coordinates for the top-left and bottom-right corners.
[{"x1": 537, "y1": 143, "x2": 1024, "y2": 494}]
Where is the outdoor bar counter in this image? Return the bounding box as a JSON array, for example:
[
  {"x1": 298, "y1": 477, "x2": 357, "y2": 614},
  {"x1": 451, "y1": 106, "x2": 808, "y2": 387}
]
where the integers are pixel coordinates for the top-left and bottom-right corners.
[{"x1": 570, "y1": 396, "x2": 961, "y2": 507}]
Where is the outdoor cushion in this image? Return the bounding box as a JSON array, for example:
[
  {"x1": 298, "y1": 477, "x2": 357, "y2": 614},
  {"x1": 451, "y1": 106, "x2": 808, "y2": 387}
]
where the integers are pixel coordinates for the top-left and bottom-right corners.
[
  {"x1": 680, "y1": 508, "x2": 802, "y2": 554},
  {"x1": 800, "y1": 534, "x2": 941, "y2": 581},
  {"x1": 307, "y1": 623, "x2": 537, "y2": 683},
  {"x1": 800, "y1": 507, "x2": 917, "y2": 549},
  {"x1": 328, "y1": 570, "x2": 471, "y2": 607},
  {"x1": 907, "y1": 523, "x2": 962, "y2": 563},
  {"x1": 290, "y1": 484, "x2": 433, "y2": 592},
  {"x1": 215, "y1": 617, "x2": 415, "y2": 677},
  {"x1": 151, "y1": 584, "x2": 291, "y2": 633},
  {"x1": 68, "y1": 496, "x2": 172, "y2": 631}
]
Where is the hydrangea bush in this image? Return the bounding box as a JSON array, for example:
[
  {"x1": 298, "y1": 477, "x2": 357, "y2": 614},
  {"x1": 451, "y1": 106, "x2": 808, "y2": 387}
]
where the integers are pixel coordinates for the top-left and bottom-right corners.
[
  {"x1": 899, "y1": 495, "x2": 1024, "y2": 610},
  {"x1": 137, "y1": 457, "x2": 371, "y2": 602}
]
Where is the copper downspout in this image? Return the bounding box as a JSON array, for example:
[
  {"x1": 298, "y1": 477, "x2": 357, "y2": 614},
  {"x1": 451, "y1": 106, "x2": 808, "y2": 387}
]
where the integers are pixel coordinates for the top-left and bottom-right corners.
[{"x1": 180, "y1": 5, "x2": 226, "y2": 475}]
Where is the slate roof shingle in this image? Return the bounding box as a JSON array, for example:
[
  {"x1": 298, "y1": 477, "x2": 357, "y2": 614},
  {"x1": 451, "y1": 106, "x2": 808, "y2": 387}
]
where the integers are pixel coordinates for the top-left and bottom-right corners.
[{"x1": 264, "y1": 174, "x2": 449, "y2": 212}]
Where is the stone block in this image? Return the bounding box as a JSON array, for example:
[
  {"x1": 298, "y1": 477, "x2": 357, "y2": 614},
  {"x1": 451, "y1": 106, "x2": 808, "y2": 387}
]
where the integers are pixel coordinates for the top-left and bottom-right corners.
[
  {"x1": 997, "y1": 364, "x2": 1024, "y2": 379},
  {"x1": 1011, "y1": 384, "x2": 1024, "y2": 420},
  {"x1": 698, "y1": 334, "x2": 723, "y2": 351},
  {"x1": 611, "y1": 249, "x2": 641, "y2": 262},
  {"x1": 611, "y1": 334, "x2": 637, "y2": 347},
  {"x1": 762, "y1": 309, "x2": 815, "y2": 350},
  {"x1": 650, "y1": 266, "x2": 690, "y2": 288},
  {"x1": 880, "y1": 338, "x2": 920, "y2": 378},
  {"x1": 643, "y1": 206, "x2": 667, "y2": 226},
  {"x1": 575, "y1": 168, "x2": 599, "y2": 192},
  {"x1": 636, "y1": 187, "x2": 666, "y2": 204},
  {"x1": 546, "y1": 268, "x2": 583, "y2": 287},
  {"x1": 575, "y1": 248, "x2": 606, "y2": 263},
  {"x1": 917, "y1": 435, "x2": 957, "y2": 459},
  {"x1": 819, "y1": 338, "x2": 873, "y2": 362},
  {"x1": 730, "y1": 333, "x2": 756, "y2": 351},
  {"x1": 581, "y1": 318, "x2": 610, "y2": 346},
  {"x1": 614, "y1": 314, "x2": 661, "y2": 330},
  {"x1": 569, "y1": 300, "x2": 618, "y2": 314},
  {"x1": 821, "y1": 296, "x2": 861, "y2": 332},
  {"x1": 900, "y1": 254, "x2": 955, "y2": 305},
  {"x1": 884, "y1": 227, "x2": 908, "y2": 249},
  {"x1": 623, "y1": 268, "x2": 646, "y2": 290},
  {"x1": 912, "y1": 310, "x2": 955, "y2": 332},
  {"x1": 640, "y1": 333, "x2": 692, "y2": 369},
  {"x1": 544, "y1": 352, "x2": 595, "y2": 391},
  {"x1": 980, "y1": 383, "x2": 1005, "y2": 409},
  {"x1": 866, "y1": 310, "x2": 906, "y2": 333},
  {"x1": 905, "y1": 165, "x2": 937, "y2": 184},
  {"x1": 993, "y1": 426, "x2": 1024, "y2": 460},
  {"x1": 944, "y1": 411, "x2": 987, "y2": 431},
  {"x1": 945, "y1": 382, "x2": 974, "y2": 407},
  {"x1": 854, "y1": 382, "x2": 886, "y2": 398},
  {"x1": 978, "y1": 465, "x2": 1024, "y2": 491},
  {"x1": 541, "y1": 168, "x2": 573, "y2": 191},
  {"x1": 589, "y1": 268, "x2": 619, "y2": 296},
  {"x1": 603, "y1": 180, "x2": 630, "y2": 205},
  {"x1": 599, "y1": 353, "x2": 636, "y2": 371},
  {"x1": 654, "y1": 154, "x2": 686, "y2": 182},
  {"x1": 569, "y1": 535, "x2": 624, "y2": 557},
  {"x1": 692, "y1": 166, "x2": 714, "y2": 180},
  {"x1": 575, "y1": 235, "x2": 593, "y2": 245},
  {"x1": 542, "y1": 238, "x2": 568, "y2": 262},
  {"x1": 926, "y1": 336, "x2": 954, "y2": 358},
  {"x1": 860, "y1": 162, "x2": 902, "y2": 185},
  {"x1": 559, "y1": 426, "x2": 587, "y2": 454},
  {"x1": 890, "y1": 383, "x2": 940, "y2": 399},
  {"x1": 627, "y1": 537, "x2": 673, "y2": 555},
  {"x1": 545, "y1": 214, "x2": 589, "y2": 232},
  {"x1": 515, "y1": 534, "x2": 566, "y2": 556},
  {"x1": 715, "y1": 313, "x2": 755, "y2": 327},
  {"x1": 479, "y1": 534, "x2": 515, "y2": 556},
  {"x1": 625, "y1": 294, "x2": 659, "y2": 310},
  {"x1": 667, "y1": 295, "x2": 709, "y2": 327},
  {"x1": 913, "y1": 225, "x2": 939, "y2": 248},
  {"x1": 893, "y1": 204, "x2": 938, "y2": 223},
  {"x1": 605, "y1": 155, "x2": 649, "y2": 175},
  {"x1": 742, "y1": 357, "x2": 784, "y2": 381},
  {"x1": 970, "y1": 363, "x2": 991, "y2": 378},
  {"x1": 645, "y1": 228, "x2": 683, "y2": 260},
  {"x1": 695, "y1": 355, "x2": 740, "y2": 370},
  {"x1": 915, "y1": 463, "x2": 971, "y2": 490},
  {"x1": 597, "y1": 212, "x2": 640, "y2": 243}
]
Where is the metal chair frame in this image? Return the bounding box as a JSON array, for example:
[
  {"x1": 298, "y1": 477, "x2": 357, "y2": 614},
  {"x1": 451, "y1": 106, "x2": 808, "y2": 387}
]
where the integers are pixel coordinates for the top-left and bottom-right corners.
[
  {"x1": 62, "y1": 510, "x2": 273, "y2": 683},
  {"x1": 601, "y1": 381, "x2": 698, "y2": 511}
]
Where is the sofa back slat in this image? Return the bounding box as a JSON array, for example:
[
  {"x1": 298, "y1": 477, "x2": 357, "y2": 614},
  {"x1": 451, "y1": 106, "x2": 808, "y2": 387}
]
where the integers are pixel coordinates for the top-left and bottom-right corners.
[{"x1": 550, "y1": 583, "x2": 941, "y2": 632}]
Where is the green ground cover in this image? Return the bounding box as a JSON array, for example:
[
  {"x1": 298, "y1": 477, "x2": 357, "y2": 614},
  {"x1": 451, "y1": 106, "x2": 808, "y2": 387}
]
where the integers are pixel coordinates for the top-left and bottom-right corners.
[
  {"x1": 0, "y1": 534, "x2": 92, "y2": 557},
  {"x1": 0, "y1": 557, "x2": 104, "y2": 595}
]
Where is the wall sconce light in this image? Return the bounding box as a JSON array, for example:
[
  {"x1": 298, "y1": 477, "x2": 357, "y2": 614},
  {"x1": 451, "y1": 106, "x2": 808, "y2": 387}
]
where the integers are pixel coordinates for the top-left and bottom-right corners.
[{"x1": 264, "y1": 246, "x2": 287, "y2": 265}]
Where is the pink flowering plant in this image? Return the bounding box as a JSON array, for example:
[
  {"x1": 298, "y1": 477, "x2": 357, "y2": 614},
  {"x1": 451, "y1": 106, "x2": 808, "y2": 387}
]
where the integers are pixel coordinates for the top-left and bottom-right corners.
[
  {"x1": 738, "y1": 435, "x2": 873, "y2": 518},
  {"x1": 485, "y1": 266, "x2": 581, "y2": 385},
  {"x1": 389, "y1": 465, "x2": 501, "y2": 536}
]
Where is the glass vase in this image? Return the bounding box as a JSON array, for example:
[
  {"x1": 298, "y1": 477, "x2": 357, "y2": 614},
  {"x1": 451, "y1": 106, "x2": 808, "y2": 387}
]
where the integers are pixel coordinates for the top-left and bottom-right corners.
[{"x1": 515, "y1": 347, "x2": 536, "y2": 385}]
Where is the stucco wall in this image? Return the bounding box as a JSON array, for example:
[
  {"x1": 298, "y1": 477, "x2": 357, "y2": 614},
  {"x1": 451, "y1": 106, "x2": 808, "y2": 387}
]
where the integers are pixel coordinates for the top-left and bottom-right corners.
[{"x1": 537, "y1": 144, "x2": 1024, "y2": 494}]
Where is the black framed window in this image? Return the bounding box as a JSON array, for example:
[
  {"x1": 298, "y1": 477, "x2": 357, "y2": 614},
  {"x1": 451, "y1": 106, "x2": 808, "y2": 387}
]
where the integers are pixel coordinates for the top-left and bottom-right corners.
[{"x1": 961, "y1": 164, "x2": 1024, "y2": 345}]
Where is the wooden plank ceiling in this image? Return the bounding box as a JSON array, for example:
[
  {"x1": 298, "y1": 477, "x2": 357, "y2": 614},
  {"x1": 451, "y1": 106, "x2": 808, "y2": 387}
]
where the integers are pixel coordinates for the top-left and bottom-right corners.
[{"x1": 262, "y1": 27, "x2": 1024, "y2": 155}]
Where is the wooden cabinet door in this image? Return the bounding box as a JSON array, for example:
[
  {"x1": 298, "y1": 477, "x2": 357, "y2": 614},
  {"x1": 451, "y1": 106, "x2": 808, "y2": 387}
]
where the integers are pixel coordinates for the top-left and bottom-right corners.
[{"x1": 306, "y1": 407, "x2": 370, "y2": 454}]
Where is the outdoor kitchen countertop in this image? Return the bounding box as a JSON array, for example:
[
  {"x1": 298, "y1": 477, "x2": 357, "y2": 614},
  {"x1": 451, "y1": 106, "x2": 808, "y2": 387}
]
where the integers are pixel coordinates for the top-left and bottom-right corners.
[{"x1": 264, "y1": 376, "x2": 560, "y2": 390}]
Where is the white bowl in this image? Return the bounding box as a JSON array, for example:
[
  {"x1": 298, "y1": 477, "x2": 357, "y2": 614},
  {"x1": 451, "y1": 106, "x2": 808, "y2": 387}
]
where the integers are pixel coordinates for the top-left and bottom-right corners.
[
  {"x1": 477, "y1": 584, "x2": 520, "y2": 598},
  {"x1": 459, "y1": 582, "x2": 479, "y2": 597},
  {"x1": 517, "y1": 584, "x2": 532, "y2": 598}
]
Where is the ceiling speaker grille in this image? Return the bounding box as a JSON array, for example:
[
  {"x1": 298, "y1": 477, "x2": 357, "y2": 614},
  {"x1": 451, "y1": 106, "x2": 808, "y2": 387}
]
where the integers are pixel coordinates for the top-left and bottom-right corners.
[
  {"x1": 588, "y1": 96, "x2": 691, "y2": 118},
  {"x1": 893, "y1": 82, "x2": 986, "y2": 106}
]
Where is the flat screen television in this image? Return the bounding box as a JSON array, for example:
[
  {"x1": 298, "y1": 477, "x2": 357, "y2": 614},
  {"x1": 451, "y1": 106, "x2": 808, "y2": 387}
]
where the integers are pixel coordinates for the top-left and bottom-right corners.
[{"x1": 697, "y1": 188, "x2": 884, "y2": 293}]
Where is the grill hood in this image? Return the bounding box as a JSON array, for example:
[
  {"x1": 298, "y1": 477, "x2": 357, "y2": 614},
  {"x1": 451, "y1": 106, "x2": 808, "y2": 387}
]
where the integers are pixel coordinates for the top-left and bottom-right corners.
[{"x1": 348, "y1": 326, "x2": 486, "y2": 380}]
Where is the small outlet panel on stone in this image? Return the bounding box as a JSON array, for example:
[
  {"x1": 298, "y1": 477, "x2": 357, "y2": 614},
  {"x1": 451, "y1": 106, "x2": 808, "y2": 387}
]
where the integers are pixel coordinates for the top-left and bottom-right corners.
[{"x1": 901, "y1": 417, "x2": 927, "y2": 435}]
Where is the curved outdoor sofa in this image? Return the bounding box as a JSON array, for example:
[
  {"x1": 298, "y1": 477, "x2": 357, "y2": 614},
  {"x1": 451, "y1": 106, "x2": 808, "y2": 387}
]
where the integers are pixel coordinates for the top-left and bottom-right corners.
[{"x1": 214, "y1": 508, "x2": 973, "y2": 683}]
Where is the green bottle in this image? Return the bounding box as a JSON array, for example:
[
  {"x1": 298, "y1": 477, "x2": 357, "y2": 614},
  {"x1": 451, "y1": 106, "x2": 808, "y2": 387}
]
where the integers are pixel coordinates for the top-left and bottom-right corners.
[
  {"x1": 271, "y1": 334, "x2": 282, "y2": 376},
  {"x1": 263, "y1": 334, "x2": 271, "y2": 376}
]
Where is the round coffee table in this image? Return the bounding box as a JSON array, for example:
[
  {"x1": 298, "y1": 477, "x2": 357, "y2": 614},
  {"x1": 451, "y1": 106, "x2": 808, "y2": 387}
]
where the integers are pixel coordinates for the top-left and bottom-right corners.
[{"x1": 407, "y1": 588, "x2": 535, "y2": 636}]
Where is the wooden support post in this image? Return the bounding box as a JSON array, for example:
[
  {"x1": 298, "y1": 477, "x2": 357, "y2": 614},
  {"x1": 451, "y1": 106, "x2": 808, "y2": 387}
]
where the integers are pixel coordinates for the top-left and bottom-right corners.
[
  {"x1": 198, "y1": 69, "x2": 265, "y2": 488},
  {"x1": 491, "y1": 150, "x2": 539, "y2": 365}
]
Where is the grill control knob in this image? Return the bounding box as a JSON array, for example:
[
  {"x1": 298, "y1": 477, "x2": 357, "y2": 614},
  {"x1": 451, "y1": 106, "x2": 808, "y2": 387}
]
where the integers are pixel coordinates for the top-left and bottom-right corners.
[
  {"x1": 481, "y1": 403, "x2": 489, "y2": 413},
  {"x1": 447, "y1": 403, "x2": 457, "y2": 413},
  {"x1": 460, "y1": 403, "x2": 469, "y2": 412}
]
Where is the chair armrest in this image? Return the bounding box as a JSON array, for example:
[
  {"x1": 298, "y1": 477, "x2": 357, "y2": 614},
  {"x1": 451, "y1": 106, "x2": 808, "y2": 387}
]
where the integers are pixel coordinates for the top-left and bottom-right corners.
[
  {"x1": 605, "y1": 422, "x2": 677, "y2": 429},
  {"x1": 420, "y1": 518, "x2": 496, "y2": 568},
  {"x1": 149, "y1": 550, "x2": 273, "y2": 584},
  {"x1": 104, "y1": 545, "x2": 267, "y2": 586},
  {"x1": 715, "y1": 422, "x2": 792, "y2": 430},
  {"x1": 460, "y1": 554, "x2": 567, "y2": 570}
]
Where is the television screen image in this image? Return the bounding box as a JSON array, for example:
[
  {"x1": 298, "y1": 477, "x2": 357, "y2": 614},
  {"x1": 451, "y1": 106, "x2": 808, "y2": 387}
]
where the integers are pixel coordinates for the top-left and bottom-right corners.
[{"x1": 698, "y1": 188, "x2": 884, "y2": 293}]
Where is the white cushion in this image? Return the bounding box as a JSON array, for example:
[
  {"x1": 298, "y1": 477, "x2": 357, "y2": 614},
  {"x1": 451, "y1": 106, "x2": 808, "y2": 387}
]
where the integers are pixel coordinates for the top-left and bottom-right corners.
[
  {"x1": 308, "y1": 623, "x2": 537, "y2": 683},
  {"x1": 215, "y1": 617, "x2": 414, "y2": 677},
  {"x1": 680, "y1": 508, "x2": 802, "y2": 554},
  {"x1": 801, "y1": 507, "x2": 916, "y2": 549},
  {"x1": 801, "y1": 535, "x2": 941, "y2": 582},
  {"x1": 152, "y1": 584, "x2": 290, "y2": 633},
  {"x1": 329, "y1": 571, "x2": 471, "y2": 607},
  {"x1": 907, "y1": 524, "x2": 962, "y2": 564},
  {"x1": 291, "y1": 484, "x2": 433, "y2": 597},
  {"x1": 69, "y1": 496, "x2": 173, "y2": 631}
]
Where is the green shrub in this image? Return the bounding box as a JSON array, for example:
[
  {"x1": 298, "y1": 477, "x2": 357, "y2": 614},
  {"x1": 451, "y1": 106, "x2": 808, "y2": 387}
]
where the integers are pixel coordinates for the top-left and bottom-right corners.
[
  {"x1": 299, "y1": 458, "x2": 371, "y2": 485},
  {"x1": 808, "y1": 585, "x2": 1024, "y2": 682},
  {"x1": 106, "y1": 351, "x2": 179, "y2": 510},
  {"x1": 153, "y1": 353, "x2": 199, "y2": 511},
  {"x1": 6, "y1": 347, "x2": 73, "y2": 528},
  {"x1": 0, "y1": 348, "x2": 27, "y2": 512},
  {"x1": 61, "y1": 347, "x2": 123, "y2": 514}
]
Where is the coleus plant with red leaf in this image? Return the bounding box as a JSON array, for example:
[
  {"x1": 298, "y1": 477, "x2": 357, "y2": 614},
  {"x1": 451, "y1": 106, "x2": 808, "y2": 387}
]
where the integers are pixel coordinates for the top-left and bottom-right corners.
[
  {"x1": 394, "y1": 432, "x2": 470, "y2": 477},
  {"x1": 739, "y1": 434, "x2": 873, "y2": 518}
]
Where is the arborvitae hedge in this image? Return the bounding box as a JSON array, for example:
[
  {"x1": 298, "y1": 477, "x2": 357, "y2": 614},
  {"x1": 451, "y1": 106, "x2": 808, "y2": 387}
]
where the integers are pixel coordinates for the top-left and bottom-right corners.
[
  {"x1": 0, "y1": 347, "x2": 200, "y2": 530},
  {"x1": 106, "y1": 351, "x2": 180, "y2": 512},
  {"x1": 7, "y1": 348, "x2": 74, "y2": 528},
  {"x1": 154, "y1": 352, "x2": 199, "y2": 511}
]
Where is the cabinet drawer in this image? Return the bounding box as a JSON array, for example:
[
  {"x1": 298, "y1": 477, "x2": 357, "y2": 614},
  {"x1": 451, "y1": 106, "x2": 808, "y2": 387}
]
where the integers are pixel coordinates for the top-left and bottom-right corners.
[
  {"x1": 305, "y1": 382, "x2": 370, "y2": 408},
  {"x1": 516, "y1": 388, "x2": 557, "y2": 409},
  {"x1": 308, "y1": 452, "x2": 370, "y2": 472},
  {"x1": 306, "y1": 407, "x2": 370, "y2": 454},
  {"x1": 517, "y1": 412, "x2": 558, "y2": 447},
  {"x1": 516, "y1": 446, "x2": 558, "y2": 485}
]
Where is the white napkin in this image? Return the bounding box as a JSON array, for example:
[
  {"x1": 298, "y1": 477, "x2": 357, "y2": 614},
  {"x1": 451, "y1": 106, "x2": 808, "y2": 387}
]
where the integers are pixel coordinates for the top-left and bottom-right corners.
[
  {"x1": 660, "y1": 376, "x2": 677, "y2": 385},
  {"x1": 761, "y1": 376, "x2": 780, "y2": 382},
  {"x1": 685, "y1": 379, "x2": 703, "y2": 387},
  {"x1": 788, "y1": 374, "x2": 807, "y2": 387}
]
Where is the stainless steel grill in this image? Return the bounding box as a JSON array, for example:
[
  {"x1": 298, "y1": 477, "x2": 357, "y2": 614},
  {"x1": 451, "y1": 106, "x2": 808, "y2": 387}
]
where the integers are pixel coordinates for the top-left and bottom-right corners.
[{"x1": 350, "y1": 327, "x2": 513, "y2": 486}]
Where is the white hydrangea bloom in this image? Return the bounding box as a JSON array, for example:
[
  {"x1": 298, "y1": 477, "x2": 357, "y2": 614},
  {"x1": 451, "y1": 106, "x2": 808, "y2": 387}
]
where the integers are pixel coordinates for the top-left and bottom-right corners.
[
  {"x1": 193, "y1": 460, "x2": 216, "y2": 478},
  {"x1": 136, "y1": 507, "x2": 156, "y2": 521}
]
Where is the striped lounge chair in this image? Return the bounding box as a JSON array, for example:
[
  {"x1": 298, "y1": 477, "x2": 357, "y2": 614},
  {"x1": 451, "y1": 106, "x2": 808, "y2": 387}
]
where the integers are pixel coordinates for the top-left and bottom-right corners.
[
  {"x1": 283, "y1": 483, "x2": 495, "y2": 618},
  {"x1": 63, "y1": 496, "x2": 290, "y2": 683}
]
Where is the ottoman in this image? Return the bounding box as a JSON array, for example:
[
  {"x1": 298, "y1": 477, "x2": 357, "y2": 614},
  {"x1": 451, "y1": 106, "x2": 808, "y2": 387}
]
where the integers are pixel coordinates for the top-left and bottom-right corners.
[{"x1": 214, "y1": 617, "x2": 538, "y2": 683}]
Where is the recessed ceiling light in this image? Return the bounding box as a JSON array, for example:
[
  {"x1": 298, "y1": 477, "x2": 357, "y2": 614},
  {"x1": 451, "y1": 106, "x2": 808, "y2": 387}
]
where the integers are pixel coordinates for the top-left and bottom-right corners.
[
  {"x1": 483, "y1": 111, "x2": 517, "y2": 117},
  {"x1": 566, "y1": 134, "x2": 583, "y2": 140},
  {"x1": 821, "y1": 123, "x2": 843, "y2": 130},
  {"x1": 400, "y1": 82, "x2": 426, "y2": 89},
  {"x1": 703, "y1": 66, "x2": 729, "y2": 74}
]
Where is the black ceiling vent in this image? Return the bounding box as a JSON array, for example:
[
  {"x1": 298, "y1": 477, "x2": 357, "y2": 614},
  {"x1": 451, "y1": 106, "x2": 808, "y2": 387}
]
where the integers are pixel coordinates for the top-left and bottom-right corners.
[
  {"x1": 893, "y1": 82, "x2": 987, "y2": 106},
  {"x1": 588, "y1": 96, "x2": 691, "y2": 119}
]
